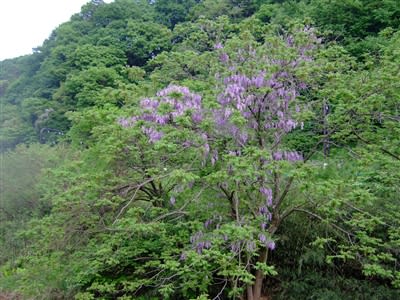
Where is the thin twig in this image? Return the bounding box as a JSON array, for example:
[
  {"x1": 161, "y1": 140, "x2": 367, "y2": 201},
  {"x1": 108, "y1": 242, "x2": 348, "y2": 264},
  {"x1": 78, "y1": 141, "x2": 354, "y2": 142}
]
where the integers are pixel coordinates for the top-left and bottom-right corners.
[
  {"x1": 213, "y1": 279, "x2": 228, "y2": 300},
  {"x1": 353, "y1": 130, "x2": 400, "y2": 161},
  {"x1": 112, "y1": 175, "x2": 169, "y2": 225},
  {"x1": 292, "y1": 208, "x2": 354, "y2": 237},
  {"x1": 154, "y1": 186, "x2": 206, "y2": 221}
]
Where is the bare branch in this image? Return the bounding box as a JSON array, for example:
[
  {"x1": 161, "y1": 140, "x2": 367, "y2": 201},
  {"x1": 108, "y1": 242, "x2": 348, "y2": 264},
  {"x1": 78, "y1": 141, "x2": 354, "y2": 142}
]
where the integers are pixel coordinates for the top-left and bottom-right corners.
[
  {"x1": 154, "y1": 186, "x2": 206, "y2": 222},
  {"x1": 213, "y1": 279, "x2": 228, "y2": 300},
  {"x1": 112, "y1": 174, "x2": 169, "y2": 225},
  {"x1": 291, "y1": 208, "x2": 354, "y2": 237},
  {"x1": 353, "y1": 130, "x2": 400, "y2": 160}
]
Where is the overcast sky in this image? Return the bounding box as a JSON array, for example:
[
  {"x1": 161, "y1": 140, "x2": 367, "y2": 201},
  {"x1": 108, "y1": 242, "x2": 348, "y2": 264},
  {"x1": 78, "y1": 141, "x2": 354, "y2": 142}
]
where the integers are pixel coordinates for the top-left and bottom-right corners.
[{"x1": 0, "y1": 0, "x2": 112, "y2": 61}]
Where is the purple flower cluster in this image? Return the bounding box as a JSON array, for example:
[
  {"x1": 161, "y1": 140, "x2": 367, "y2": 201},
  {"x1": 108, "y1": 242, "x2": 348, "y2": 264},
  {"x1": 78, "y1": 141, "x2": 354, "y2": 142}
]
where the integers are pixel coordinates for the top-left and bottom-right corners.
[
  {"x1": 118, "y1": 85, "x2": 203, "y2": 142},
  {"x1": 190, "y1": 231, "x2": 211, "y2": 254},
  {"x1": 204, "y1": 215, "x2": 223, "y2": 229},
  {"x1": 204, "y1": 219, "x2": 213, "y2": 229},
  {"x1": 118, "y1": 116, "x2": 137, "y2": 128},
  {"x1": 213, "y1": 26, "x2": 321, "y2": 156},
  {"x1": 272, "y1": 151, "x2": 303, "y2": 162},
  {"x1": 260, "y1": 187, "x2": 273, "y2": 206},
  {"x1": 195, "y1": 240, "x2": 212, "y2": 254},
  {"x1": 231, "y1": 241, "x2": 241, "y2": 253},
  {"x1": 142, "y1": 127, "x2": 164, "y2": 143},
  {"x1": 214, "y1": 42, "x2": 224, "y2": 50},
  {"x1": 230, "y1": 239, "x2": 257, "y2": 254},
  {"x1": 258, "y1": 234, "x2": 276, "y2": 251},
  {"x1": 215, "y1": 68, "x2": 303, "y2": 140}
]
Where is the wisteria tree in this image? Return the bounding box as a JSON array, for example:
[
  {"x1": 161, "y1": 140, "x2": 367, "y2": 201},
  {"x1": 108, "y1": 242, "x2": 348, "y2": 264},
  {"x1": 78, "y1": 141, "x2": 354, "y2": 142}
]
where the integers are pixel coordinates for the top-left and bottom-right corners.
[{"x1": 117, "y1": 26, "x2": 322, "y2": 299}]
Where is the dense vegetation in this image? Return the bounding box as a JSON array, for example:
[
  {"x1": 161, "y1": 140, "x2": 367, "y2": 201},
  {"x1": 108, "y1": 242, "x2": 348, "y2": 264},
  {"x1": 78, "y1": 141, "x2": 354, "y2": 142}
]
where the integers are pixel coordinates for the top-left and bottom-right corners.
[{"x1": 1, "y1": 0, "x2": 399, "y2": 299}]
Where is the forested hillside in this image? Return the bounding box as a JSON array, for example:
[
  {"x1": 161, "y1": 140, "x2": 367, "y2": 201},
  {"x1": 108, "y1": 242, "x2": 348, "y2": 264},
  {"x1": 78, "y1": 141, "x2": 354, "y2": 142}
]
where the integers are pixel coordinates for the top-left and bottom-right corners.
[{"x1": 0, "y1": 1, "x2": 399, "y2": 299}]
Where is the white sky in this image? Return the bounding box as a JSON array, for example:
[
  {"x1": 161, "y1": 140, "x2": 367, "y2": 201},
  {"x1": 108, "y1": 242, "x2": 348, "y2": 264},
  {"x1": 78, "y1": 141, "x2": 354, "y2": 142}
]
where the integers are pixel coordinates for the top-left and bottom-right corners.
[{"x1": 0, "y1": 0, "x2": 113, "y2": 61}]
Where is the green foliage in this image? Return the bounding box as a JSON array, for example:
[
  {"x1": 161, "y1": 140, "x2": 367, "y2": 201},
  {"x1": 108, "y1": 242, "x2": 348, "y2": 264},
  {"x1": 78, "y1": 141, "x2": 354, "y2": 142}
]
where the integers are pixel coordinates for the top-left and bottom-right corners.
[
  {"x1": 125, "y1": 20, "x2": 172, "y2": 67},
  {"x1": 1, "y1": 1, "x2": 400, "y2": 299},
  {"x1": 307, "y1": 0, "x2": 400, "y2": 39},
  {"x1": 153, "y1": 0, "x2": 199, "y2": 28},
  {"x1": 0, "y1": 144, "x2": 68, "y2": 266},
  {"x1": 55, "y1": 66, "x2": 123, "y2": 108}
]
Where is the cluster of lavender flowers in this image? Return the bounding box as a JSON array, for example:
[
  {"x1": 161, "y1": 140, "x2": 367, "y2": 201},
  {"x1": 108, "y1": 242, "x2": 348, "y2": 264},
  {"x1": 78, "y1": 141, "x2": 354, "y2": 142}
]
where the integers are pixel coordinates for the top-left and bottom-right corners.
[
  {"x1": 286, "y1": 26, "x2": 321, "y2": 62},
  {"x1": 258, "y1": 234, "x2": 276, "y2": 250},
  {"x1": 272, "y1": 150, "x2": 303, "y2": 162},
  {"x1": 213, "y1": 27, "x2": 320, "y2": 161},
  {"x1": 215, "y1": 60, "x2": 305, "y2": 142},
  {"x1": 188, "y1": 229, "x2": 275, "y2": 256},
  {"x1": 229, "y1": 236, "x2": 275, "y2": 253},
  {"x1": 190, "y1": 231, "x2": 212, "y2": 254},
  {"x1": 118, "y1": 85, "x2": 203, "y2": 143}
]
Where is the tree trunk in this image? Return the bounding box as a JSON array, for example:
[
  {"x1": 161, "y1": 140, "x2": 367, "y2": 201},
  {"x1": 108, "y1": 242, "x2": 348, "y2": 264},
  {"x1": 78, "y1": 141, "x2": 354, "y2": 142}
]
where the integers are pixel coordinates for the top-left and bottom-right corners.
[
  {"x1": 247, "y1": 285, "x2": 254, "y2": 300},
  {"x1": 253, "y1": 248, "x2": 268, "y2": 299},
  {"x1": 323, "y1": 100, "x2": 330, "y2": 157},
  {"x1": 247, "y1": 223, "x2": 278, "y2": 299}
]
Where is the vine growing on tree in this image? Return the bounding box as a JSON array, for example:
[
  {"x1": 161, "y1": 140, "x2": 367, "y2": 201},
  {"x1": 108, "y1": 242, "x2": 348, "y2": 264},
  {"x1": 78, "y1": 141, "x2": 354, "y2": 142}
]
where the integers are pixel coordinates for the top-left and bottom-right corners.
[{"x1": 117, "y1": 26, "x2": 322, "y2": 299}]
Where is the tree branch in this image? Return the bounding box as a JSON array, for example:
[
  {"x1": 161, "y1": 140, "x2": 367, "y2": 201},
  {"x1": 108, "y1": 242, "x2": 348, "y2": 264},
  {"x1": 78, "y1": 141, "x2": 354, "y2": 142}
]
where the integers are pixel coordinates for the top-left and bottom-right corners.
[
  {"x1": 290, "y1": 208, "x2": 354, "y2": 237},
  {"x1": 112, "y1": 175, "x2": 169, "y2": 225},
  {"x1": 353, "y1": 130, "x2": 400, "y2": 160}
]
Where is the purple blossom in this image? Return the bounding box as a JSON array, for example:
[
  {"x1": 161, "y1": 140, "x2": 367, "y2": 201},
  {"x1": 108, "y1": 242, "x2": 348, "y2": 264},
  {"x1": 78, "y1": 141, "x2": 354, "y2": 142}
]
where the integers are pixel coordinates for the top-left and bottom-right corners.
[
  {"x1": 273, "y1": 151, "x2": 283, "y2": 161},
  {"x1": 259, "y1": 234, "x2": 267, "y2": 243},
  {"x1": 231, "y1": 241, "x2": 240, "y2": 253},
  {"x1": 142, "y1": 127, "x2": 163, "y2": 143},
  {"x1": 285, "y1": 151, "x2": 303, "y2": 162},
  {"x1": 259, "y1": 206, "x2": 268, "y2": 216},
  {"x1": 273, "y1": 150, "x2": 303, "y2": 162},
  {"x1": 192, "y1": 111, "x2": 203, "y2": 123},
  {"x1": 286, "y1": 35, "x2": 294, "y2": 47},
  {"x1": 190, "y1": 231, "x2": 203, "y2": 244},
  {"x1": 246, "y1": 241, "x2": 256, "y2": 252},
  {"x1": 267, "y1": 240, "x2": 276, "y2": 251},
  {"x1": 204, "y1": 219, "x2": 213, "y2": 228},
  {"x1": 204, "y1": 143, "x2": 210, "y2": 156},
  {"x1": 155, "y1": 115, "x2": 168, "y2": 125},
  {"x1": 299, "y1": 82, "x2": 307, "y2": 90},
  {"x1": 140, "y1": 98, "x2": 159, "y2": 109},
  {"x1": 214, "y1": 42, "x2": 224, "y2": 49},
  {"x1": 196, "y1": 242, "x2": 204, "y2": 254},
  {"x1": 119, "y1": 85, "x2": 203, "y2": 137},
  {"x1": 220, "y1": 53, "x2": 229, "y2": 63},
  {"x1": 252, "y1": 72, "x2": 265, "y2": 88},
  {"x1": 238, "y1": 132, "x2": 248, "y2": 145},
  {"x1": 260, "y1": 187, "x2": 273, "y2": 206},
  {"x1": 211, "y1": 150, "x2": 219, "y2": 166},
  {"x1": 195, "y1": 240, "x2": 212, "y2": 254},
  {"x1": 180, "y1": 252, "x2": 187, "y2": 261},
  {"x1": 118, "y1": 118, "x2": 130, "y2": 128},
  {"x1": 170, "y1": 196, "x2": 176, "y2": 206},
  {"x1": 204, "y1": 241, "x2": 212, "y2": 249}
]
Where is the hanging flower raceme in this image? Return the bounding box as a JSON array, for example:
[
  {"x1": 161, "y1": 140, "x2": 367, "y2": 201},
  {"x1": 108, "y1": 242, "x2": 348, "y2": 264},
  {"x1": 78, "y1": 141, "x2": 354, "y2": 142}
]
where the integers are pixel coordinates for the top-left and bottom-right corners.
[
  {"x1": 118, "y1": 85, "x2": 203, "y2": 143},
  {"x1": 215, "y1": 67, "x2": 305, "y2": 143},
  {"x1": 213, "y1": 26, "x2": 320, "y2": 167}
]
